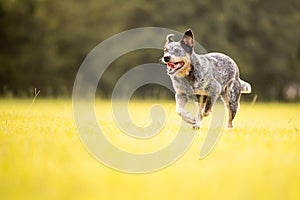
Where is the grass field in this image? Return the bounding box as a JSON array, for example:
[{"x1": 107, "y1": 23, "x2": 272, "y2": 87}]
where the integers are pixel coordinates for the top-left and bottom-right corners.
[{"x1": 1, "y1": 99, "x2": 300, "y2": 200}]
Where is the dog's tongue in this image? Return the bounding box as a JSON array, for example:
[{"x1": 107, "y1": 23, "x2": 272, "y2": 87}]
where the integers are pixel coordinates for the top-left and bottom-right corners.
[
  {"x1": 167, "y1": 62, "x2": 184, "y2": 69},
  {"x1": 167, "y1": 62, "x2": 176, "y2": 68}
]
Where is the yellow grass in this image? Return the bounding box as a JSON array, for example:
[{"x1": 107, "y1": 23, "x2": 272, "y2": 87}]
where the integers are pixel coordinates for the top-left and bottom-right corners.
[{"x1": 1, "y1": 99, "x2": 300, "y2": 200}]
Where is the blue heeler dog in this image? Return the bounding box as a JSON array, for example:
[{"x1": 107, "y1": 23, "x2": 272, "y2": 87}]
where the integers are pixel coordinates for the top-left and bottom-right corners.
[{"x1": 161, "y1": 29, "x2": 252, "y2": 129}]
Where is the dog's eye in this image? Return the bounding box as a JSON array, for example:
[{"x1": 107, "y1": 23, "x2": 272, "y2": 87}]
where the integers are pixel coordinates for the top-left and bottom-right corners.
[{"x1": 174, "y1": 48, "x2": 180, "y2": 53}]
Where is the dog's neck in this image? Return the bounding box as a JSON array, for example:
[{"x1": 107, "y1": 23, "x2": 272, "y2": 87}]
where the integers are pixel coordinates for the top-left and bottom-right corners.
[{"x1": 186, "y1": 64, "x2": 195, "y2": 83}]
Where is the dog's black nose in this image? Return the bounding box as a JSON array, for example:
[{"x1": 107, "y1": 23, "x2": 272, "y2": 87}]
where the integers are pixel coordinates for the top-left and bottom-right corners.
[{"x1": 163, "y1": 56, "x2": 170, "y2": 62}]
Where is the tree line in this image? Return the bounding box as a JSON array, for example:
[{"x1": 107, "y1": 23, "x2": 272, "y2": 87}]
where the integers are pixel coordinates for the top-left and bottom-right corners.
[{"x1": 0, "y1": 0, "x2": 299, "y2": 101}]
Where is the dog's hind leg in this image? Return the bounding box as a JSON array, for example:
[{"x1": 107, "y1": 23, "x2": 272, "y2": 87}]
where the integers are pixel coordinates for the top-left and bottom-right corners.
[
  {"x1": 226, "y1": 80, "x2": 241, "y2": 129},
  {"x1": 175, "y1": 94, "x2": 196, "y2": 124}
]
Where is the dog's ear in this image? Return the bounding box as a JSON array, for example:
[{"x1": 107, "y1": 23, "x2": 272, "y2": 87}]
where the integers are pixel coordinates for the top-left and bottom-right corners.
[
  {"x1": 180, "y1": 29, "x2": 194, "y2": 52},
  {"x1": 166, "y1": 34, "x2": 174, "y2": 43},
  {"x1": 164, "y1": 34, "x2": 174, "y2": 47}
]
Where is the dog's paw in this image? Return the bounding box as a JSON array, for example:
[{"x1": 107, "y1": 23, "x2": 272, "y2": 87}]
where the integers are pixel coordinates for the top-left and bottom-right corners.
[
  {"x1": 192, "y1": 125, "x2": 201, "y2": 130},
  {"x1": 192, "y1": 123, "x2": 201, "y2": 130},
  {"x1": 187, "y1": 117, "x2": 196, "y2": 125},
  {"x1": 225, "y1": 123, "x2": 233, "y2": 130},
  {"x1": 202, "y1": 109, "x2": 212, "y2": 117}
]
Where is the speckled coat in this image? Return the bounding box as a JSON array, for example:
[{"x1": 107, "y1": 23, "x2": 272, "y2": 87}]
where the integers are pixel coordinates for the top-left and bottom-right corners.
[{"x1": 162, "y1": 29, "x2": 251, "y2": 129}]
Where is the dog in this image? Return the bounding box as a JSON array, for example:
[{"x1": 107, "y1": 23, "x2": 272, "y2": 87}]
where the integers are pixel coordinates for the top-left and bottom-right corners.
[{"x1": 161, "y1": 29, "x2": 252, "y2": 129}]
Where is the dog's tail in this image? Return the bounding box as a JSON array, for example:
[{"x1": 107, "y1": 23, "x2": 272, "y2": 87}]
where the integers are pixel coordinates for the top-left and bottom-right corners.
[{"x1": 240, "y1": 79, "x2": 252, "y2": 94}]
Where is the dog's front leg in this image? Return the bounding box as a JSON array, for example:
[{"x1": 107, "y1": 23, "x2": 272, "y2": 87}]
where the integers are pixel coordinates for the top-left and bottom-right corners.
[
  {"x1": 193, "y1": 96, "x2": 207, "y2": 129},
  {"x1": 203, "y1": 80, "x2": 221, "y2": 116},
  {"x1": 175, "y1": 94, "x2": 196, "y2": 124}
]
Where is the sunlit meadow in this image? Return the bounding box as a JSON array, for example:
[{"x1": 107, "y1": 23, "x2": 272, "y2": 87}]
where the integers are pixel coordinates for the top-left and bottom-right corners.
[{"x1": 1, "y1": 99, "x2": 300, "y2": 200}]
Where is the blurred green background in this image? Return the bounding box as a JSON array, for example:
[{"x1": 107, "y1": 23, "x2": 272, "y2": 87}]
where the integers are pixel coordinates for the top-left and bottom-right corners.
[{"x1": 0, "y1": 0, "x2": 299, "y2": 101}]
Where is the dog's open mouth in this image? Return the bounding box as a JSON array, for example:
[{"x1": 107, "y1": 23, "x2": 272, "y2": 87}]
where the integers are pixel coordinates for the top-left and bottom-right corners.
[{"x1": 167, "y1": 61, "x2": 185, "y2": 74}]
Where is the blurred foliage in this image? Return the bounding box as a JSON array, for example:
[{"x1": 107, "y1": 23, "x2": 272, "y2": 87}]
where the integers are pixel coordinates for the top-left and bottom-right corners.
[{"x1": 0, "y1": 0, "x2": 299, "y2": 100}]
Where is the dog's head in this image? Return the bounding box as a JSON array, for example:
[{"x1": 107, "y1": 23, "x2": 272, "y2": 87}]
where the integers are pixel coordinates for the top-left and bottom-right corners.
[{"x1": 161, "y1": 29, "x2": 194, "y2": 77}]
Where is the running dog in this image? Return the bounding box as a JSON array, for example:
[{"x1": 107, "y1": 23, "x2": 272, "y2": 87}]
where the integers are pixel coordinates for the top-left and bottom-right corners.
[{"x1": 161, "y1": 29, "x2": 252, "y2": 129}]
